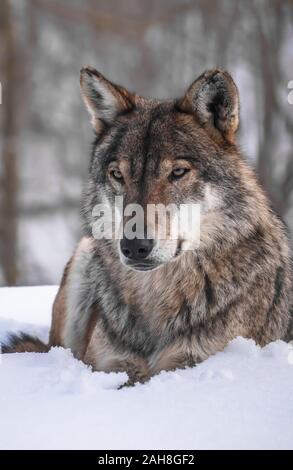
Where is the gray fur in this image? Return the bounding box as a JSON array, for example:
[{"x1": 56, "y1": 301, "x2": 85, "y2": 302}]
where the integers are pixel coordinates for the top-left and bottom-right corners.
[{"x1": 4, "y1": 67, "x2": 293, "y2": 386}]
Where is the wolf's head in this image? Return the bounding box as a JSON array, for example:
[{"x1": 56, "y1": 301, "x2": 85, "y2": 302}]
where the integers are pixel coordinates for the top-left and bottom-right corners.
[{"x1": 80, "y1": 66, "x2": 260, "y2": 272}]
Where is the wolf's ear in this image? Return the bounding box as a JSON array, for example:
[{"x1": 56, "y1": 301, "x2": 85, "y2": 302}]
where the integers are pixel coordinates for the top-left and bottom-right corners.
[
  {"x1": 80, "y1": 66, "x2": 134, "y2": 132},
  {"x1": 179, "y1": 69, "x2": 239, "y2": 143}
]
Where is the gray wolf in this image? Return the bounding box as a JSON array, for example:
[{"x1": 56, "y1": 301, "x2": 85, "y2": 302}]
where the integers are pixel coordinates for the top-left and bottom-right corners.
[{"x1": 4, "y1": 67, "x2": 293, "y2": 385}]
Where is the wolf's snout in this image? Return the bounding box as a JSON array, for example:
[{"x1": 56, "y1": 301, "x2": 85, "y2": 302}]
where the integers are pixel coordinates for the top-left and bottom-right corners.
[{"x1": 120, "y1": 238, "x2": 154, "y2": 260}]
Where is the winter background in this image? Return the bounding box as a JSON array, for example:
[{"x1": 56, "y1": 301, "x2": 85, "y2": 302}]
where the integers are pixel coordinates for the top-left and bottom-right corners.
[{"x1": 0, "y1": 0, "x2": 293, "y2": 450}]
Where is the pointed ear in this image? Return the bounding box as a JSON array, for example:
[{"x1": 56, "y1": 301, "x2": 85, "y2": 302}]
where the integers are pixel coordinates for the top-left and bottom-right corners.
[
  {"x1": 179, "y1": 69, "x2": 239, "y2": 143},
  {"x1": 80, "y1": 66, "x2": 134, "y2": 132}
]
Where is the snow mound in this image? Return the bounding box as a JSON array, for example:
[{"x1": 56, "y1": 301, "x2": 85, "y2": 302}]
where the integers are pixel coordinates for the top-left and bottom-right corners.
[{"x1": 0, "y1": 287, "x2": 292, "y2": 450}]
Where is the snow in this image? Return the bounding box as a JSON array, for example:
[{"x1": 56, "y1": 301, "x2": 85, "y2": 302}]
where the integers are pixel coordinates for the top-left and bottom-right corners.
[{"x1": 0, "y1": 287, "x2": 293, "y2": 450}]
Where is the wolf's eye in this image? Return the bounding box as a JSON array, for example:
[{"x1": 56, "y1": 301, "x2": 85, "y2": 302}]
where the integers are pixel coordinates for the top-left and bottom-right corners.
[
  {"x1": 171, "y1": 168, "x2": 190, "y2": 179},
  {"x1": 110, "y1": 169, "x2": 124, "y2": 182}
]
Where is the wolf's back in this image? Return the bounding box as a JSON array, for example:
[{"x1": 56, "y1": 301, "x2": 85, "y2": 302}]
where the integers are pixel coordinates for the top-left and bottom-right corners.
[{"x1": 2, "y1": 332, "x2": 49, "y2": 353}]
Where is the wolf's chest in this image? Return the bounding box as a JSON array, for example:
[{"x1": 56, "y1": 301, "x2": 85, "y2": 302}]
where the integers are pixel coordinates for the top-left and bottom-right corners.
[{"x1": 97, "y1": 274, "x2": 205, "y2": 359}]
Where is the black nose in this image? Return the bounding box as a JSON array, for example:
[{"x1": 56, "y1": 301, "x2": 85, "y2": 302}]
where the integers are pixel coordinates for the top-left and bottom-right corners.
[{"x1": 120, "y1": 238, "x2": 154, "y2": 260}]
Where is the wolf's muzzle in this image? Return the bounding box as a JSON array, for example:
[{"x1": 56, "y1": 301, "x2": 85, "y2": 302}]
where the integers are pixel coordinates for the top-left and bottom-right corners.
[{"x1": 120, "y1": 237, "x2": 154, "y2": 261}]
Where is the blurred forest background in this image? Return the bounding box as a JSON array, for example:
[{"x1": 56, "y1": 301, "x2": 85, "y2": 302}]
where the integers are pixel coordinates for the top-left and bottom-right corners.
[{"x1": 0, "y1": 0, "x2": 293, "y2": 286}]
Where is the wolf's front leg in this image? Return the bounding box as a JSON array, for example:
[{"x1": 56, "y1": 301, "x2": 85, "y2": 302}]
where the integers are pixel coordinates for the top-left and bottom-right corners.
[
  {"x1": 150, "y1": 343, "x2": 199, "y2": 376},
  {"x1": 84, "y1": 319, "x2": 151, "y2": 385},
  {"x1": 58, "y1": 237, "x2": 100, "y2": 360},
  {"x1": 117, "y1": 359, "x2": 151, "y2": 388}
]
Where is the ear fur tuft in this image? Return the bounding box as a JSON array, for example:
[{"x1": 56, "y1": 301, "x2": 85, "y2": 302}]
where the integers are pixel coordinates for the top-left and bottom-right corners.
[
  {"x1": 180, "y1": 69, "x2": 239, "y2": 143},
  {"x1": 80, "y1": 66, "x2": 134, "y2": 132}
]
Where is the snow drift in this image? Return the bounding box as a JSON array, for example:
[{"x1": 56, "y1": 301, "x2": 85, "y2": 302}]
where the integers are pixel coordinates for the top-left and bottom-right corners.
[{"x1": 0, "y1": 286, "x2": 292, "y2": 450}]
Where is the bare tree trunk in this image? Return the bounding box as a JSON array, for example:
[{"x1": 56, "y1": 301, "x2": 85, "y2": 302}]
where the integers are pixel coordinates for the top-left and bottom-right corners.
[
  {"x1": 0, "y1": 0, "x2": 18, "y2": 285},
  {"x1": 254, "y1": 0, "x2": 286, "y2": 216}
]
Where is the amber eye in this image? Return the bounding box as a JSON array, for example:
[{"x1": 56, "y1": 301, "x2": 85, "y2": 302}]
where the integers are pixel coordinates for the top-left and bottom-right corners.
[
  {"x1": 171, "y1": 168, "x2": 190, "y2": 179},
  {"x1": 110, "y1": 169, "x2": 124, "y2": 182}
]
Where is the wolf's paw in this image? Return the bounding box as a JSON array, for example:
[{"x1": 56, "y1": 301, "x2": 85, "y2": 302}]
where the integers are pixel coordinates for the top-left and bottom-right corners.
[{"x1": 117, "y1": 359, "x2": 150, "y2": 389}]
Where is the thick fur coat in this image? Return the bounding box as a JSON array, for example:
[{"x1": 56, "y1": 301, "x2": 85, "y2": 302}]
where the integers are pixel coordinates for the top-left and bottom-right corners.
[{"x1": 4, "y1": 68, "x2": 293, "y2": 385}]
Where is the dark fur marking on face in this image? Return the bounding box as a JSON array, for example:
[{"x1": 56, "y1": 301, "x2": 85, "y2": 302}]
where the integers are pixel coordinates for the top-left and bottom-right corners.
[
  {"x1": 103, "y1": 125, "x2": 127, "y2": 163},
  {"x1": 93, "y1": 125, "x2": 128, "y2": 182},
  {"x1": 141, "y1": 105, "x2": 171, "y2": 178},
  {"x1": 140, "y1": 116, "x2": 153, "y2": 184},
  {"x1": 90, "y1": 128, "x2": 111, "y2": 170}
]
